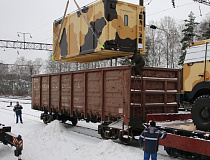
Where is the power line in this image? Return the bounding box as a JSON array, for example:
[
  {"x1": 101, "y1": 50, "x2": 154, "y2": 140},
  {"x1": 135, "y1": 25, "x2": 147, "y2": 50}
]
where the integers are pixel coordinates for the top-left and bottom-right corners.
[
  {"x1": 147, "y1": 2, "x2": 194, "y2": 17},
  {"x1": 32, "y1": 30, "x2": 51, "y2": 39},
  {"x1": 39, "y1": 37, "x2": 53, "y2": 43},
  {"x1": 29, "y1": 20, "x2": 53, "y2": 33}
]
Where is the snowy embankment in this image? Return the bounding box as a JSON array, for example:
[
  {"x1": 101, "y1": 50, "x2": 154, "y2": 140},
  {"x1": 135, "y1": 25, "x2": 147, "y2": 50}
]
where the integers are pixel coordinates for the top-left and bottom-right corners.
[{"x1": 0, "y1": 97, "x2": 178, "y2": 160}]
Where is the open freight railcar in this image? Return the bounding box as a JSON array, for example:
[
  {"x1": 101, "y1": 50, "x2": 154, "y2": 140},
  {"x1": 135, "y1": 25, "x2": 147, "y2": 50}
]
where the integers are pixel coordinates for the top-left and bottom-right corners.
[
  {"x1": 32, "y1": 66, "x2": 179, "y2": 143},
  {"x1": 53, "y1": 0, "x2": 145, "y2": 63}
]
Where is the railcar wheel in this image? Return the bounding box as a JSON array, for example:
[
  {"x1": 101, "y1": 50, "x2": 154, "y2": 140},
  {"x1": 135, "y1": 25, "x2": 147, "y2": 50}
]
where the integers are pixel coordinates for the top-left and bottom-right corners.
[
  {"x1": 192, "y1": 95, "x2": 210, "y2": 131},
  {"x1": 119, "y1": 137, "x2": 131, "y2": 145},
  {"x1": 43, "y1": 118, "x2": 47, "y2": 124},
  {"x1": 43, "y1": 115, "x2": 53, "y2": 124},
  {"x1": 119, "y1": 131, "x2": 132, "y2": 145},
  {"x1": 165, "y1": 147, "x2": 178, "y2": 157},
  {"x1": 100, "y1": 132, "x2": 108, "y2": 140},
  {"x1": 72, "y1": 118, "x2": 78, "y2": 126},
  {"x1": 61, "y1": 119, "x2": 67, "y2": 123}
]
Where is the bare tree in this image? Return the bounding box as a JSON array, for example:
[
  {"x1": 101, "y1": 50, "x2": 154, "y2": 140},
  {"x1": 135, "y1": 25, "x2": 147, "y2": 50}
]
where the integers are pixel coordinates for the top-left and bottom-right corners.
[
  {"x1": 198, "y1": 15, "x2": 210, "y2": 40},
  {"x1": 146, "y1": 21, "x2": 165, "y2": 67},
  {"x1": 160, "y1": 17, "x2": 182, "y2": 68},
  {"x1": 147, "y1": 17, "x2": 182, "y2": 68}
]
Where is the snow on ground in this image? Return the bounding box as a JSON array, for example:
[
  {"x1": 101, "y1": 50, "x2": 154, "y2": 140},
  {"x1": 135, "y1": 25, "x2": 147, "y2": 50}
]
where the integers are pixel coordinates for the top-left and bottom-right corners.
[{"x1": 0, "y1": 97, "x2": 180, "y2": 160}]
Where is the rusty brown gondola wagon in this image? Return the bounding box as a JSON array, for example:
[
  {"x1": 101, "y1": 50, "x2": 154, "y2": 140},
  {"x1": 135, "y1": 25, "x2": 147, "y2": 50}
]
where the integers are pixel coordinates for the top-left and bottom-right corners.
[{"x1": 32, "y1": 66, "x2": 179, "y2": 144}]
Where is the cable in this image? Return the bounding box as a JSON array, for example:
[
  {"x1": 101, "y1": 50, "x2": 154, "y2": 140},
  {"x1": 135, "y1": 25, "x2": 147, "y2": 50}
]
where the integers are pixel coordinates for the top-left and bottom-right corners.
[
  {"x1": 39, "y1": 37, "x2": 53, "y2": 43},
  {"x1": 0, "y1": 51, "x2": 18, "y2": 63},
  {"x1": 144, "y1": 0, "x2": 154, "y2": 6},
  {"x1": 29, "y1": 20, "x2": 52, "y2": 33},
  {"x1": 32, "y1": 29, "x2": 51, "y2": 38},
  {"x1": 147, "y1": 2, "x2": 194, "y2": 17}
]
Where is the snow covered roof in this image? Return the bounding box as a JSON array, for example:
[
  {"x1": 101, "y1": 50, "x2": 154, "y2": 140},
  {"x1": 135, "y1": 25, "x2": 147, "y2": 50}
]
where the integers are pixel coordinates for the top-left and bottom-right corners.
[{"x1": 185, "y1": 43, "x2": 210, "y2": 64}]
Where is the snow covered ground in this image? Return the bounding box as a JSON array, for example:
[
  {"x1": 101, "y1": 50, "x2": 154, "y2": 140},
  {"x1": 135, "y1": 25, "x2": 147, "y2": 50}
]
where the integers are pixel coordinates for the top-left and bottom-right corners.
[{"x1": 0, "y1": 97, "x2": 182, "y2": 160}]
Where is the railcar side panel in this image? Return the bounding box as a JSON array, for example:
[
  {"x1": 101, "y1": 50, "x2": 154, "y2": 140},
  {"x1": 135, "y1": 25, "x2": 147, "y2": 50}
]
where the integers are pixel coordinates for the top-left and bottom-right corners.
[
  {"x1": 32, "y1": 66, "x2": 179, "y2": 130},
  {"x1": 86, "y1": 71, "x2": 102, "y2": 120},
  {"x1": 60, "y1": 74, "x2": 72, "y2": 115},
  {"x1": 32, "y1": 77, "x2": 41, "y2": 110},
  {"x1": 103, "y1": 69, "x2": 131, "y2": 124},
  {"x1": 72, "y1": 73, "x2": 85, "y2": 117},
  {"x1": 41, "y1": 76, "x2": 50, "y2": 111},
  {"x1": 50, "y1": 75, "x2": 60, "y2": 113}
]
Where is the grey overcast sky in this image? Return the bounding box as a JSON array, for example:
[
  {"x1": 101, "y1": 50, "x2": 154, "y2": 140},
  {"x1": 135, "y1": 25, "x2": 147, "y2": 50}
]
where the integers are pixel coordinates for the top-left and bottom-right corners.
[{"x1": 0, "y1": 0, "x2": 209, "y2": 64}]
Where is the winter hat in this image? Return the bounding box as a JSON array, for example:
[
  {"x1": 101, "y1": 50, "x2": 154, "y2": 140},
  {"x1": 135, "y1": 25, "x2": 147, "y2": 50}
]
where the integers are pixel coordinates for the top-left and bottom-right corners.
[{"x1": 150, "y1": 121, "x2": 156, "y2": 127}]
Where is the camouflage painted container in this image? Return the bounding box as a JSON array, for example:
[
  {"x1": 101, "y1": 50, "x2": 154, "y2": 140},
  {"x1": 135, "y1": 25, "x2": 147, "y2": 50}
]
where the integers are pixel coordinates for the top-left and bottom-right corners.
[
  {"x1": 53, "y1": 0, "x2": 145, "y2": 63},
  {"x1": 182, "y1": 39, "x2": 210, "y2": 92}
]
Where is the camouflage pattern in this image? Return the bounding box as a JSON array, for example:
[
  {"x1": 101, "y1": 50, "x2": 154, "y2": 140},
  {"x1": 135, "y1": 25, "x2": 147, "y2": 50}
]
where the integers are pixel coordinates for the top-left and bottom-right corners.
[
  {"x1": 53, "y1": 0, "x2": 145, "y2": 63},
  {"x1": 182, "y1": 39, "x2": 210, "y2": 92}
]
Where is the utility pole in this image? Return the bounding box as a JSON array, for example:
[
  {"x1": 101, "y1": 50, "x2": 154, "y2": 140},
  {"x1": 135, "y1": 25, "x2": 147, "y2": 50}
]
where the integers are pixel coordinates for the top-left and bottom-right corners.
[{"x1": 139, "y1": 0, "x2": 144, "y2": 6}]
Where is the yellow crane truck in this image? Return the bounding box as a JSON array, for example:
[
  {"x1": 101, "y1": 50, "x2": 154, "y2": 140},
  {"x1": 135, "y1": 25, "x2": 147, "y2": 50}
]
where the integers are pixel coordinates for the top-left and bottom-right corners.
[{"x1": 177, "y1": 39, "x2": 210, "y2": 131}]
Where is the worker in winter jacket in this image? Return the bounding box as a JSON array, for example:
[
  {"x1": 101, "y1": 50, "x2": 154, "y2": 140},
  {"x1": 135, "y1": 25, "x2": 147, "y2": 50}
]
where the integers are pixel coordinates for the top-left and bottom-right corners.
[
  {"x1": 13, "y1": 102, "x2": 23, "y2": 124},
  {"x1": 139, "y1": 121, "x2": 167, "y2": 160}
]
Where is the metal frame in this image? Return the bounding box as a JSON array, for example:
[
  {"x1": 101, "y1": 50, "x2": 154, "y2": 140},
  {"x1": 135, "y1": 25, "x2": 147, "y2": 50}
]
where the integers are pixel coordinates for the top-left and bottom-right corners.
[
  {"x1": 193, "y1": 0, "x2": 210, "y2": 6},
  {"x1": 147, "y1": 113, "x2": 210, "y2": 157},
  {"x1": 0, "y1": 39, "x2": 52, "y2": 51}
]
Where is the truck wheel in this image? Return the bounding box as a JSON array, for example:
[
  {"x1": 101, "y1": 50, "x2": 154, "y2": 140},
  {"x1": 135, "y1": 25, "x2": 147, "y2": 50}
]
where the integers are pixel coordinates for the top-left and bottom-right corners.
[{"x1": 192, "y1": 95, "x2": 210, "y2": 131}]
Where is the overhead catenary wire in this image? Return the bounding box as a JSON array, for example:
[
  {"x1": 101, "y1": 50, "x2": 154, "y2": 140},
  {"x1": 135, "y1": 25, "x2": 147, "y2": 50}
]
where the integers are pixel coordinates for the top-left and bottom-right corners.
[
  {"x1": 39, "y1": 37, "x2": 53, "y2": 43},
  {"x1": 32, "y1": 29, "x2": 52, "y2": 39},
  {"x1": 147, "y1": 2, "x2": 195, "y2": 17},
  {"x1": 29, "y1": 20, "x2": 53, "y2": 33}
]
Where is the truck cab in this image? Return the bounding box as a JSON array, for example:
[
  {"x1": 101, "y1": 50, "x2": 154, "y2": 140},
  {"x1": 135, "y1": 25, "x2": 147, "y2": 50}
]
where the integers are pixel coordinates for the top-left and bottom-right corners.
[{"x1": 177, "y1": 39, "x2": 210, "y2": 131}]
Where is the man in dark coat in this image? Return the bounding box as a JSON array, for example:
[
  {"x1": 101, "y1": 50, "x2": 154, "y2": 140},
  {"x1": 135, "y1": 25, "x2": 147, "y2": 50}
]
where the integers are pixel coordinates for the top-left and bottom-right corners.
[
  {"x1": 139, "y1": 121, "x2": 167, "y2": 160},
  {"x1": 13, "y1": 102, "x2": 23, "y2": 124},
  {"x1": 131, "y1": 51, "x2": 145, "y2": 75}
]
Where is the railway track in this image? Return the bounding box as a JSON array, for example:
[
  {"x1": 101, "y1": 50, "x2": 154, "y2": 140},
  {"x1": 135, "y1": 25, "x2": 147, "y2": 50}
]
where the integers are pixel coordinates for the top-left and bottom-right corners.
[
  {"x1": 0, "y1": 107, "x2": 42, "y2": 124},
  {"x1": 0, "y1": 102, "x2": 100, "y2": 137},
  {"x1": 63, "y1": 122, "x2": 101, "y2": 140},
  {"x1": 0, "y1": 97, "x2": 183, "y2": 159},
  {"x1": 0, "y1": 98, "x2": 31, "y2": 105}
]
